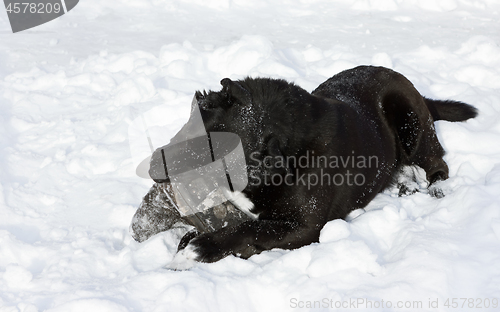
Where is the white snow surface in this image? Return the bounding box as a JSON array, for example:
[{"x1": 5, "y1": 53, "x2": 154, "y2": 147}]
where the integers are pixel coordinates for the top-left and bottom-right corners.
[{"x1": 1, "y1": 0, "x2": 500, "y2": 311}]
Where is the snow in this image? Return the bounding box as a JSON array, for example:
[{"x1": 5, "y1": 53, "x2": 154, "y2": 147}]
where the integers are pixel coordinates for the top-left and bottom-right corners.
[{"x1": 1, "y1": 0, "x2": 500, "y2": 311}]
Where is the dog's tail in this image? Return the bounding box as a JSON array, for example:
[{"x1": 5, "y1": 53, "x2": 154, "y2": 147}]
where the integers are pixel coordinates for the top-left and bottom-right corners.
[{"x1": 424, "y1": 98, "x2": 478, "y2": 122}]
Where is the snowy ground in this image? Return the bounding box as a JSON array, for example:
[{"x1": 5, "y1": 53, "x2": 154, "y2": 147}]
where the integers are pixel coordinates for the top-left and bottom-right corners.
[{"x1": 1, "y1": 0, "x2": 500, "y2": 311}]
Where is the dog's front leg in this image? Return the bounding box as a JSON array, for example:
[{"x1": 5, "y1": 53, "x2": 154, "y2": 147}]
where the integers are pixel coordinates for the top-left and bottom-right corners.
[{"x1": 166, "y1": 219, "x2": 321, "y2": 270}]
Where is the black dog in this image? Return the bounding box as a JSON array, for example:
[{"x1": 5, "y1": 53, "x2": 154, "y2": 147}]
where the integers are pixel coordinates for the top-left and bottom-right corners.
[{"x1": 153, "y1": 66, "x2": 477, "y2": 269}]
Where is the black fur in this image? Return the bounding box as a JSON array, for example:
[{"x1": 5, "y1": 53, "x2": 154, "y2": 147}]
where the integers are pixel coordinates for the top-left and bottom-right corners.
[{"x1": 154, "y1": 66, "x2": 477, "y2": 264}]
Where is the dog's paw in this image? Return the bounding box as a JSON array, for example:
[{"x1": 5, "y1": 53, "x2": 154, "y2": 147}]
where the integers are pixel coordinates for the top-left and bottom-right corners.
[
  {"x1": 166, "y1": 232, "x2": 230, "y2": 269},
  {"x1": 429, "y1": 187, "x2": 445, "y2": 198},
  {"x1": 397, "y1": 182, "x2": 419, "y2": 196},
  {"x1": 188, "y1": 232, "x2": 233, "y2": 263},
  {"x1": 166, "y1": 244, "x2": 200, "y2": 271},
  {"x1": 396, "y1": 165, "x2": 429, "y2": 196},
  {"x1": 428, "y1": 181, "x2": 446, "y2": 198},
  {"x1": 177, "y1": 229, "x2": 200, "y2": 252}
]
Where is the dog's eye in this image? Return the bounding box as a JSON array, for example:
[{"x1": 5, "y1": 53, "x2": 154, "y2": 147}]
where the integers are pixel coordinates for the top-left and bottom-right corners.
[
  {"x1": 198, "y1": 99, "x2": 216, "y2": 110},
  {"x1": 198, "y1": 92, "x2": 230, "y2": 111},
  {"x1": 194, "y1": 90, "x2": 214, "y2": 110}
]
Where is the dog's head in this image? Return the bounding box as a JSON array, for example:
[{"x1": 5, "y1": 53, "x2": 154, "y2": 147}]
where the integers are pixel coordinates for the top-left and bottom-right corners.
[
  {"x1": 196, "y1": 78, "x2": 265, "y2": 152},
  {"x1": 150, "y1": 78, "x2": 296, "y2": 188},
  {"x1": 198, "y1": 78, "x2": 295, "y2": 184}
]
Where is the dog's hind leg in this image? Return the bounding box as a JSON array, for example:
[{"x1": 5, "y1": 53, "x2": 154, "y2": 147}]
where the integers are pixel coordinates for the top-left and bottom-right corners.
[{"x1": 382, "y1": 92, "x2": 449, "y2": 188}]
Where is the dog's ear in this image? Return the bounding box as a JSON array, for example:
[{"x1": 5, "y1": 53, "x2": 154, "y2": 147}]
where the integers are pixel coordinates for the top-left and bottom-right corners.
[
  {"x1": 220, "y1": 78, "x2": 252, "y2": 105},
  {"x1": 193, "y1": 90, "x2": 211, "y2": 111},
  {"x1": 194, "y1": 90, "x2": 205, "y2": 101}
]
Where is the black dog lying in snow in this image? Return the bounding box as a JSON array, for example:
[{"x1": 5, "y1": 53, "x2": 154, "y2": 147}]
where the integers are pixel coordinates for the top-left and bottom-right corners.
[{"x1": 149, "y1": 66, "x2": 477, "y2": 269}]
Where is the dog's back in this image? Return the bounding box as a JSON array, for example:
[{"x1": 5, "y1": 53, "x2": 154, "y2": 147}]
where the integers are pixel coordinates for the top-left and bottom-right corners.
[{"x1": 313, "y1": 66, "x2": 476, "y2": 185}]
